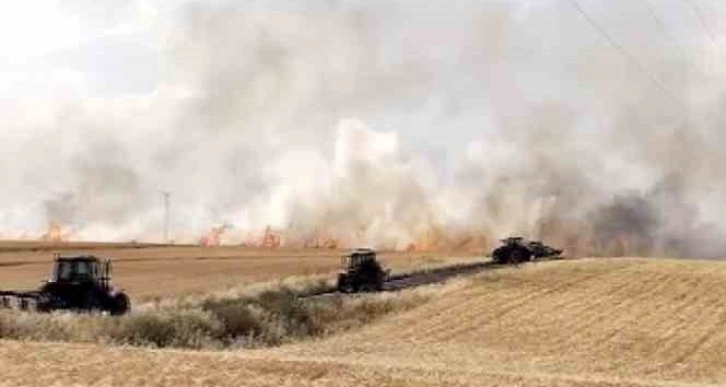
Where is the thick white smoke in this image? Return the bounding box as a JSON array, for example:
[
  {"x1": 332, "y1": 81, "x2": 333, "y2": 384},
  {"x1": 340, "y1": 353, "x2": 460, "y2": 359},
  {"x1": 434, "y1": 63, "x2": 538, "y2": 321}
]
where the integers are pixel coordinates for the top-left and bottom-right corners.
[{"x1": 2, "y1": 0, "x2": 726, "y2": 257}]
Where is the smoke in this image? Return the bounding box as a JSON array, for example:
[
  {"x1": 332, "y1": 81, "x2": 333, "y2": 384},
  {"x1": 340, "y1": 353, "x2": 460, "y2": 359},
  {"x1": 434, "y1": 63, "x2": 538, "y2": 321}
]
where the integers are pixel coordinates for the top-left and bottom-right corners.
[{"x1": 2, "y1": 0, "x2": 726, "y2": 257}]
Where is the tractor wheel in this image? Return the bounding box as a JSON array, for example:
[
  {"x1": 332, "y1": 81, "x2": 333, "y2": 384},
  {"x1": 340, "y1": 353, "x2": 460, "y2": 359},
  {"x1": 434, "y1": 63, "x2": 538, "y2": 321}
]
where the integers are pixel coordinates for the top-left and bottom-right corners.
[
  {"x1": 82, "y1": 293, "x2": 105, "y2": 313},
  {"x1": 36, "y1": 294, "x2": 54, "y2": 313},
  {"x1": 359, "y1": 283, "x2": 375, "y2": 293},
  {"x1": 338, "y1": 275, "x2": 355, "y2": 293},
  {"x1": 510, "y1": 247, "x2": 531, "y2": 265},
  {"x1": 491, "y1": 247, "x2": 507, "y2": 264},
  {"x1": 110, "y1": 293, "x2": 130, "y2": 316}
]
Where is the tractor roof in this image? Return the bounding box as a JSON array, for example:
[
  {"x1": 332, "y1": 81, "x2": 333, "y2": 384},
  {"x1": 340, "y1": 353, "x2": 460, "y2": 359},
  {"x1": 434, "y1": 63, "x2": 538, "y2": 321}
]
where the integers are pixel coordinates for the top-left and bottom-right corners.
[
  {"x1": 349, "y1": 248, "x2": 376, "y2": 256},
  {"x1": 54, "y1": 255, "x2": 102, "y2": 262},
  {"x1": 502, "y1": 236, "x2": 525, "y2": 242}
]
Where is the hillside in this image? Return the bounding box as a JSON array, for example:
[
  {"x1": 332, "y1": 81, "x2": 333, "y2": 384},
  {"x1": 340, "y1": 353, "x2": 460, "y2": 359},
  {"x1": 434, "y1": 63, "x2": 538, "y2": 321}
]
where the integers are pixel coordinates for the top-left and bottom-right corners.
[{"x1": 2, "y1": 258, "x2": 726, "y2": 386}]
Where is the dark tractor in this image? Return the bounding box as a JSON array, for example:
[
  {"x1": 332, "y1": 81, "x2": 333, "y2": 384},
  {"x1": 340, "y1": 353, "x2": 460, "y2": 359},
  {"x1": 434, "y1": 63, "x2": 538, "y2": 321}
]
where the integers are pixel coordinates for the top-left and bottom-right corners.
[
  {"x1": 491, "y1": 237, "x2": 563, "y2": 265},
  {"x1": 528, "y1": 241, "x2": 564, "y2": 259},
  {"x1": 336, "y1": 248, "x2": 389, "y2": 293},
  {"x1": 491, "y1": 237, "x2": 532, "y2": 264},
  {"x1": 34, "y1": 255, "x2": 130, "y2": 315}
]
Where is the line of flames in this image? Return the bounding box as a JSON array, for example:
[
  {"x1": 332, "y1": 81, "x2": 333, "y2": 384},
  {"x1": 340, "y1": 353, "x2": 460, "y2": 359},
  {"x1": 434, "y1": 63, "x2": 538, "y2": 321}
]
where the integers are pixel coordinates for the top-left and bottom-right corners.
[
  {"x1": 193, "y1": 222, "x2": 660, "y2": 257},
  {"x1": 7, "y1": 220, "x2": 663, "y2": 257},
  {"x1": 196, "y1": 225, "x2": 492, "y2": 253}
]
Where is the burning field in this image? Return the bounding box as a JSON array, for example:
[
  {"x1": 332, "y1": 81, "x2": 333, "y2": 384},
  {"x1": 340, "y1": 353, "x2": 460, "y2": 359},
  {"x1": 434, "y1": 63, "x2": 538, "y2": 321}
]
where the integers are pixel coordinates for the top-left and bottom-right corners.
[{"x1": 2, "y1": 0, "x2": 726, "y2": 386}]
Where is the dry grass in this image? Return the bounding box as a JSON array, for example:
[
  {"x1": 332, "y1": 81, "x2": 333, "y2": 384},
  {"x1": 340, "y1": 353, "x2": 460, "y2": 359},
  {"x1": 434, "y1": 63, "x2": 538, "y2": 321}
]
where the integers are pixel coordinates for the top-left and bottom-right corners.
[
  {"x1": 0, "y1": 242, "x2": 479, "y2": 300},
  {"x1": 3, "y1": 257, "x2": 726, "y2": 386},
  {"x1": 0, "y1": 275, "x2": 430, "y2": 350}
]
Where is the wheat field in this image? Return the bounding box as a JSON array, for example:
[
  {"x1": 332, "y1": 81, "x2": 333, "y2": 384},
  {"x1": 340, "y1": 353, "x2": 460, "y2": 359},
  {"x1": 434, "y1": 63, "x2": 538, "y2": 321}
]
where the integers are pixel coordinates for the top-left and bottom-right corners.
[
  {"x1": 0, "y1": 257, "x2": 725, "y2": 386},
  {"x1": 0, "y1": 242, "x2": 473, "y2": 299}
]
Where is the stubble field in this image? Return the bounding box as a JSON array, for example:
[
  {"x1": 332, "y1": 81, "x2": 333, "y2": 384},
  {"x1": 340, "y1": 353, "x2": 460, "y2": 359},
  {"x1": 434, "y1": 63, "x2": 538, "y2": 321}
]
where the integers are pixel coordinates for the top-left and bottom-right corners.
[{"x1": 0, "y1": 242, "x2": 725, "y2": 386}]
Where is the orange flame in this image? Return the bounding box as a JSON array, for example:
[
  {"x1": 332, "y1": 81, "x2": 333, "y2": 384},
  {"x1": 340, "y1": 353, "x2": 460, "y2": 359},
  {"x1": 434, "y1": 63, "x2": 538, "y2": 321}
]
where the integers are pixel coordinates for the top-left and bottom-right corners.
[
  {"x1": 309, "y1": 237, "x2": 339, "y2": 249},
  {"x1": 303, "y1": 228, "x2": 339, "y2": 249},
  {"x1": 41, "y1": 222, "x2": 71, "y2": 243},
  {"x1": 199, "y1": 224, "x2": 231, "y2": 247},
  {"x1": 240, "y1": 225, "x2": 282, "y2": 248},
  {"x1": 405, "y1": 227, "x2": 442, "y2": 252},
  {"x1": 403, "y1": 227, "x2": 494, "y2": 254},
  {"x1": 260, "y1": 226, "x2": 281, "y2": 249}
]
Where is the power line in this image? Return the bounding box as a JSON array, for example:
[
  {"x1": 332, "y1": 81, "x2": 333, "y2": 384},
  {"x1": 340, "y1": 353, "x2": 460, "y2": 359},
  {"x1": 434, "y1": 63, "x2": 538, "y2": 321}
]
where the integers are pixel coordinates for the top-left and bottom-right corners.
[
  {"x1": 565, "y1": 0, "x2": 702, "y2": 134},
  {"x1": 639, "y1": 0, "x2": 726, "y2": 133},
  {"x1": 641, "y1": 0, "x2": 686, "y2": 58},
  {"x1": 565, "y1": 0, "x2": 676, "y2": 100},
  {"x1": 684, "y1": 0, "x2": 726, "y2": 57},
  {"x1": 566, "y1": 0, "x2": 723, "y2": 133}
]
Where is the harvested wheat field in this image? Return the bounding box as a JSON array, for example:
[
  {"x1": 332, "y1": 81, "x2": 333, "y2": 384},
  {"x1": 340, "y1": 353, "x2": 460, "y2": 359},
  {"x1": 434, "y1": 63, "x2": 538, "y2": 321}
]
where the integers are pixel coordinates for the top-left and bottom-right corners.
[
  {"x1": 0, "y1": 241, "x2": 475, "y2": 300},
  {"x1": 1, "y1": 257, "x2": 726, "y2": 386}
]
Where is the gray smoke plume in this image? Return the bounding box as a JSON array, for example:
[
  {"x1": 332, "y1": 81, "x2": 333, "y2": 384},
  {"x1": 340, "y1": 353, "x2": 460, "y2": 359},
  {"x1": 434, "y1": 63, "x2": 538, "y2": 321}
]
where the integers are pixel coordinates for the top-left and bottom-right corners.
[{"x1": 1, "y1": 0, "x2": 726, "y2": 257}]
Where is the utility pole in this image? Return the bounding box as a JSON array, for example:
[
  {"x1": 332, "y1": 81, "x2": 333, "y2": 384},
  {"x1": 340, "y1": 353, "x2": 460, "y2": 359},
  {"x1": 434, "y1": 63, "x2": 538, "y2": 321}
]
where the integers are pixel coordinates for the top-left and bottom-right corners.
[{"x1": 162, "y1": 191, "x2": 171, "y2": 244}]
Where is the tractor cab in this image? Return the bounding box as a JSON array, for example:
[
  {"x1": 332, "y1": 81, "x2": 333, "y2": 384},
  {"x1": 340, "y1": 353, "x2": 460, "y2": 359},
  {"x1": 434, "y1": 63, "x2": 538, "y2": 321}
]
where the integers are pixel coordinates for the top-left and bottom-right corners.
[
  {"x1": 341, "y1": 248, "x2": 377, "y2": 271},
  {"x1": 39, "y1": 254, "x2": 129, "y2": 315},
  {"x1": 337, "y1": 248, "x2": 388, "y2": 293},
  {"x1": 501, "y1": 236, "x2": 526, "y2": 247},
  {"x1": 50, "y1": 255, "x2": 111, "y2": 286}
]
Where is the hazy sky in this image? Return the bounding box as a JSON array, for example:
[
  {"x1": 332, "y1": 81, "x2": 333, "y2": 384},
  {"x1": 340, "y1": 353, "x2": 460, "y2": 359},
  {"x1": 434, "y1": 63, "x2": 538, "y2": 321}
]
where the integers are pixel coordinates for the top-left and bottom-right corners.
[
  {"x1": 0, "y1": 2, "x2": 716, "y2": 89},
  {"x1": 2, "y1": 0, "x2": 725, "y2": 140},
  {"x1": 1, "y1": 1, "x2": 723, "y2": 104},
  {"x1": 1, "y1": 0, "x2": 726, "y2": 254}
]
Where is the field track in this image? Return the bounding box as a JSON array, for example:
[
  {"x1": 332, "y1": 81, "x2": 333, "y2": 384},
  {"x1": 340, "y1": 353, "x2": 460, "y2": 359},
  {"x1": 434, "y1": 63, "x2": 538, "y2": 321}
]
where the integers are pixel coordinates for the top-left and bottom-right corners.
[
  {"x1": 303, "y1": 256, "x2": 565, "y2": 297},
  {"x1": 2, "y1": 257, "x2": 726, "y2": 386}
]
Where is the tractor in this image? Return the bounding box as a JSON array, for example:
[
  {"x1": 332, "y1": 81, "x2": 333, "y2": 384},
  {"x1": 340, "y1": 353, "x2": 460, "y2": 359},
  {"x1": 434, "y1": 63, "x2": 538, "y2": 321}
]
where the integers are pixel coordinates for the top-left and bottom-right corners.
[
  {"x1": 528, "y1": 240, "x2": 564, "y2": 259},
  {"x1": 491, "y1": 237, "x2": 563, "y2": 264},
  {"x1": 336, "y1": 248, "x2": 389, "y2": 293},
  {"x1": 0, "y1": 255, "x2": 130, "y2": 315}
]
